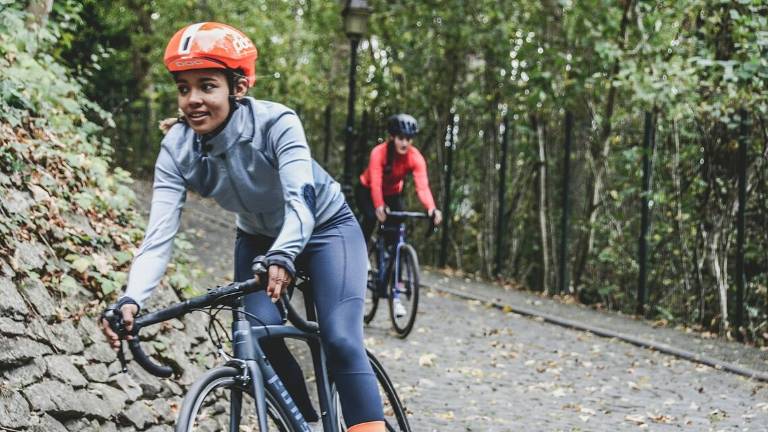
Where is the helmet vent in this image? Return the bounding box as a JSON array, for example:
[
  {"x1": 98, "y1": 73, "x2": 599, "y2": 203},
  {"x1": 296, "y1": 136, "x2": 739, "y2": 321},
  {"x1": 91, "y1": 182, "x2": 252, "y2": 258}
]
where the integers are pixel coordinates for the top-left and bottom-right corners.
[{"x1": 178, "y1": 22, "x2": 205, "y2": 54}]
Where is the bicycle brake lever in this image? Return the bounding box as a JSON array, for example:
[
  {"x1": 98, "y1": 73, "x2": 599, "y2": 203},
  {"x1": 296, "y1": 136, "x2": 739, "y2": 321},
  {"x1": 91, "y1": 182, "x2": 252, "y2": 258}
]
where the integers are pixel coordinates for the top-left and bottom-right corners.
[
  {"x1": 116, "y1": 340, "x2": 128, "y2": 373},
  {"x1": 103, "y1": 308, "x2": 129, "y2": 373},
  {"x1": 277, "y1": 293, "x2": 289, "y2": 324}
]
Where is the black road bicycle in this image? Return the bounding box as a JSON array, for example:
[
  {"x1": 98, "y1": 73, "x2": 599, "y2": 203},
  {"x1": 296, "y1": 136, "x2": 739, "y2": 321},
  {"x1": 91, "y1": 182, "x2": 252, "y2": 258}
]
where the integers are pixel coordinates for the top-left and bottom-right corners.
[
  {"x1": 104, "y1": 256, "x2": 411, "y2": 432},
  {"x1": 364, "y1": 211, "x2": 432, "y2": 338}
]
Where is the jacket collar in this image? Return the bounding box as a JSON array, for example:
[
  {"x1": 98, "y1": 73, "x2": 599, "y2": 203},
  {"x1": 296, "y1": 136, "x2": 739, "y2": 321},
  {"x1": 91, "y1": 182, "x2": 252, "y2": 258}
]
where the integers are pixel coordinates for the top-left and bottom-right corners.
[{"x1": 197, "y1": 101, "x2": 252, "y2": 157}]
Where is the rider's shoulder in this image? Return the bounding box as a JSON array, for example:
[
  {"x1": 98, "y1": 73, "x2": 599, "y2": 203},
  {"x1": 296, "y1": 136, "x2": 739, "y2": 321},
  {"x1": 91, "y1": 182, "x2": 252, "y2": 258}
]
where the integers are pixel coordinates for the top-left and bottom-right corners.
[
  {"x1": 244, "y1": 98, "x2": 298, "y2": 126},
  {"x1": 407, "y1": 145, "x2": 425, "y2": 159},
  {"x1": 160, "y1": 121, "x2": 194, "y2": 154}
]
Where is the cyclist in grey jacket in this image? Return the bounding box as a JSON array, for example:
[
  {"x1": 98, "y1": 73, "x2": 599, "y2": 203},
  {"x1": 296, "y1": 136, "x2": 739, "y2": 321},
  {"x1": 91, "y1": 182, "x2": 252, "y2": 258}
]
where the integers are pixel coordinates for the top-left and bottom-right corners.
[
  {"x1": 124, "y1": 97, "x2": 344, "y2": 305},
  {"x1": 100, "y1": 22, "x2": 385, "y2": 432}
]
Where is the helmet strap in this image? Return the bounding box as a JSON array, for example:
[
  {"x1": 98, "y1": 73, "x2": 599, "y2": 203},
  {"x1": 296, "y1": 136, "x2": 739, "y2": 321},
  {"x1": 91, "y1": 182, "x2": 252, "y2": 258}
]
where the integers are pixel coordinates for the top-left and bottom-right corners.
[{"x1": 225, "y1": 70, "x2": 247, "y2": 113}]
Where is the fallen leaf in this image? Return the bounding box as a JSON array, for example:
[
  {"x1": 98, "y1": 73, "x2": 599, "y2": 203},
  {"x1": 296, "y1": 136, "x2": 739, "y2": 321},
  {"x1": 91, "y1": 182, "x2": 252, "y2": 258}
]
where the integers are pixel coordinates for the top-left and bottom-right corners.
[
  {"x1": 625, "y1": 414, "x2": 646, "y2": 425},
  {"x1": 648, "y1": 413, "x2": 674, "y2": 424},
  {"x1": 419, "y1": 353, "x2": 437, "y2": 367}
]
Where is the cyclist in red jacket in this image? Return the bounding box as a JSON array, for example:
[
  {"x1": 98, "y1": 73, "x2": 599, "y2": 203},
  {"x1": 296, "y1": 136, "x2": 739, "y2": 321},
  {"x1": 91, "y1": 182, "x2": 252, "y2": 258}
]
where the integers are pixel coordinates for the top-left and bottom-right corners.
[{"x1": 356, "y1": 114, "x2": 443, "y2": 314}]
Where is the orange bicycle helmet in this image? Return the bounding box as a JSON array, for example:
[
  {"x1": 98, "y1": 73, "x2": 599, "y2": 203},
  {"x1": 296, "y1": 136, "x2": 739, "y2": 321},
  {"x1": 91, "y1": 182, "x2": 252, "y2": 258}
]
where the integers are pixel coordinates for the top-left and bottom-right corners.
[{"x1": 164, "y1": 22, "x2": 258, "y2": 87}]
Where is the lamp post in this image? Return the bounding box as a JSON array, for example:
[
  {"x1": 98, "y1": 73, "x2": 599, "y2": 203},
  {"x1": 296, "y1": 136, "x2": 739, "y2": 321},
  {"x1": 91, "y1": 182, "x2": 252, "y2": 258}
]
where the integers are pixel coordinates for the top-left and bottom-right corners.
[{"x1": 342, "y1": 0, "x2": 371, "y2": 199}]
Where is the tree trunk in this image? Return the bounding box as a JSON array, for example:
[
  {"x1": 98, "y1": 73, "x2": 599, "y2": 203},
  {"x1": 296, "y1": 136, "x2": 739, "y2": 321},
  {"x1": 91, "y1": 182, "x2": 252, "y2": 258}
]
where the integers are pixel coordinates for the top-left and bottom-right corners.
[
  {"x1": 534, "y1": 115, "x2": 551, "y2": 293},
  {"x1": 705, "y1": 228, "x2": 729, "y2": 333},
  {"x1": 26, "y1": 0, "x2": 53, "y2": 29},
  {"x1": 671, "y1": 120, "x2": 693, "y2": 300},
  {"x1": 572, "y1": 0, "x2": 634, "y2": 292},
  {"x1": 439, "y1": 114, "x2": 456, "y2": 268}
]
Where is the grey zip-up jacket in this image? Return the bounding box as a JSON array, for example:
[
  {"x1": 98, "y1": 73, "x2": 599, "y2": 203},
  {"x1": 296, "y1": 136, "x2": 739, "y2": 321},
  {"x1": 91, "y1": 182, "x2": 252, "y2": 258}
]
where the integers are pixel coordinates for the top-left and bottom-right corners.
[{"x1": 123, "y1": 97, "x2": 344, "y2": 307}]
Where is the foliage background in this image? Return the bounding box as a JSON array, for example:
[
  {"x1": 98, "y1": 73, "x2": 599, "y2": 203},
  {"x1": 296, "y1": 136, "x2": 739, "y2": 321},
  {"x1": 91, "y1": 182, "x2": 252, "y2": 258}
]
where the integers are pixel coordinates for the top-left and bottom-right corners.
[
  {"x1": 0, "y1": 1, "x2": 200, "y2": 313},
  {"x1": 5, "y1": 0, "x2": 767, "y2": 344}
]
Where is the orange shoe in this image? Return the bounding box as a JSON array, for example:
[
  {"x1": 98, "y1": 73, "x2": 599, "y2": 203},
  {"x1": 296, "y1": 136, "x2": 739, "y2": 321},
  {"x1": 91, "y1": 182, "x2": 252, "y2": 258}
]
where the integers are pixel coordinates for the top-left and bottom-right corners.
[{"x1": 347, "y1": 420, "x2": 385, "y2": 432}]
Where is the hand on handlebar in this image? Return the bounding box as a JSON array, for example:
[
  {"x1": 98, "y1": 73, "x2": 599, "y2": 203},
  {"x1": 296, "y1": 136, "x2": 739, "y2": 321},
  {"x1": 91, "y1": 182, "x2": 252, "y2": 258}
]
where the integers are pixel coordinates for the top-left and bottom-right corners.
[
  {"x1": 101, "y1": 303, "x2": 139, "y2": 351},
  {"x1": 266, "y1": 264, "x2": 293, "y2": 303},
  {"x1": 430, "y1": 208, "x2": 443, "y2": 226},
  {"x1": 375, "y1": 205, "x2": 388, "y2": 223},
  {"x1": 251, "y1": 256, "x2": 292, "y2": 303}
]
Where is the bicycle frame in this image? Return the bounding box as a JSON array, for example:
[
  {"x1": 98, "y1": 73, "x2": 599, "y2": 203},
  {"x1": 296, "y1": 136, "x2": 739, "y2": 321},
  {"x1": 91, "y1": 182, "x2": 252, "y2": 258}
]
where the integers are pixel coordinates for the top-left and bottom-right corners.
[
  {"x1": 228, "y1": 288, "x2": 343, "y2": 432},
  {"x1": 374, "y1": 209, "x2": 430, "y2": 297},
  {"x1": 374, "y1": 223, "x2": 409, "y2": 299},
  {"x1": 120, "y1": 278, "x2": 342, "y2": 432}
]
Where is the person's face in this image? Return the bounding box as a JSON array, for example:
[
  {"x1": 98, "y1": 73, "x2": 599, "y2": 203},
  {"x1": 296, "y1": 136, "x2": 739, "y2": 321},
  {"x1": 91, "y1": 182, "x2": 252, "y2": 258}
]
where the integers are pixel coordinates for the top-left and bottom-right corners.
[
  {"x1": 175, "y1": 69, "x2": 247, "y2": 135},
  {"x1": 391, "y1": 134, "x2": 412, "y2": 155}
]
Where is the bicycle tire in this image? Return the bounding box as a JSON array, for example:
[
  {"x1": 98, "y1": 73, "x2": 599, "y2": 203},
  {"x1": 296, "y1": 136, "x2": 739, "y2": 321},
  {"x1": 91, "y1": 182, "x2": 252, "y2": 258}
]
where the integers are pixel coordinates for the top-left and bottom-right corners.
[
  {"x1": 388, "y1": 244, "x2": 420, "y2": 338},
  {"x1": 330, "y1": 350, "x2": 411, "y2": 432},
  {"x1": 364, "y1": 244, "x2": 381, "y2": 324},
  {"x1": 175, "y1": 366, "x2": 296, "y2": 432},
  {"x1": 367, "y1": 349, "x2": 411, "y2": 432}
]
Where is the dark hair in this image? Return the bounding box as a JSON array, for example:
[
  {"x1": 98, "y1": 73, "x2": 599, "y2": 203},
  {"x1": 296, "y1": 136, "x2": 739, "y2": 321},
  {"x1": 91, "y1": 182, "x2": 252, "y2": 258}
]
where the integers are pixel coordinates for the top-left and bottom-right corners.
[{"x1": 385, "y1": 138, "x2": 395, "y2": 174}]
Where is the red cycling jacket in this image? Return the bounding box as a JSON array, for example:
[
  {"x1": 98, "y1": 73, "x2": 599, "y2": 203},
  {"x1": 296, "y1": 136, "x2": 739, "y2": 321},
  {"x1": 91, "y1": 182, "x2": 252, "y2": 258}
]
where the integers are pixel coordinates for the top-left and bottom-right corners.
[{"x1": 359, "y1": 142, "x2": 436, "y2": 211}]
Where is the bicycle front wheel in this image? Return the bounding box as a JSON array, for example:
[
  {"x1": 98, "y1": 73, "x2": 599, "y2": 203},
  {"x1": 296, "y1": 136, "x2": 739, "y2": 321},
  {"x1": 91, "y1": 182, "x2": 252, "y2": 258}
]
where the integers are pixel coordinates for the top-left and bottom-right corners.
[
  {"x1": 388, "y1": 244, "x2": 420, "y2": 338},
  {"x1": 175, "y1": 366, "x2": 296, "y2": 432},
  {"x1": 364, "y1": 244, "x2": 381, "y2": 324}
]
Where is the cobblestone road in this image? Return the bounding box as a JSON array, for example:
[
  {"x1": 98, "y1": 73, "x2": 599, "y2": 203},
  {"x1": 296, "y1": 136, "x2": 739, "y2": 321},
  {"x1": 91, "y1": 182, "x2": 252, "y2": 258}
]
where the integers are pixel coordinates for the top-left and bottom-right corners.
[
  {"x1": 134, "y1": 182, "x2": 768, "y2": 431},
  {"x1": 367, "y1": 287, "x2": 767, "y2": 431}
]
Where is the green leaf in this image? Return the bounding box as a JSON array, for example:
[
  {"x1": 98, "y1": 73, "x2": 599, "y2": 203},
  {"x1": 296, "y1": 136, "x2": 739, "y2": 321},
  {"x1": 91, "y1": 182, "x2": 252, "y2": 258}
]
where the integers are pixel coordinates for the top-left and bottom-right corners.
[
  {"x1": 71, "y1": 256, "x2": 92, "y2": 273},
  {"x1": 59, "y1": 274, "x2": 81, "y2": 295}
]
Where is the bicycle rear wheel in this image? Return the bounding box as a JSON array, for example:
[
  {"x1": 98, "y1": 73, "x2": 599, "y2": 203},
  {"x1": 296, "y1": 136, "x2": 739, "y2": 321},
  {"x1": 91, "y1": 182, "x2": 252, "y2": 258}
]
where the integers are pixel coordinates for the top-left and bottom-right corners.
[
  {"x1": 364, "y1": 244, "x2": 381, "y2": 324},
  {"x1": 332, "y1": 350, "x2": 411, "y2": 432},
  {"x1": 388, "y1": 244, "x2": 420, "y2": 338},
  {"x1": 175, "y1": 366, "x2": 296, "y2": 432}
]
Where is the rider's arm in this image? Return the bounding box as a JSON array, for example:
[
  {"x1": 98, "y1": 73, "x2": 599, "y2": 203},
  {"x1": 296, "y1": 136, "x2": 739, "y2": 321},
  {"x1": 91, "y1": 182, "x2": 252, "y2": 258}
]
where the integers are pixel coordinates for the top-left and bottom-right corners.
[
  {"x1": 122, "y1": 144, "x2": 187, "y2": 307},
  {"x1": 368, "y1": 145, "x2": 387, "y2": 209},
  {"x1": 409, "y1": 148, "x2": 436, "y2": 212},
  {"x1": 264, "y1": 111, "x2": 316, "y2": 277}
]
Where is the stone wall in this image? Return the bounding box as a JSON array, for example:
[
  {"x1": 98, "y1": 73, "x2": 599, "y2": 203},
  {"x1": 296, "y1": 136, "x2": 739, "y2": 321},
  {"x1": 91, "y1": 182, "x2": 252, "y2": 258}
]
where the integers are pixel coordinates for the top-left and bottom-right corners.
[{"x1": 0, "y1": 274, "x2": 216, "y2": 431}]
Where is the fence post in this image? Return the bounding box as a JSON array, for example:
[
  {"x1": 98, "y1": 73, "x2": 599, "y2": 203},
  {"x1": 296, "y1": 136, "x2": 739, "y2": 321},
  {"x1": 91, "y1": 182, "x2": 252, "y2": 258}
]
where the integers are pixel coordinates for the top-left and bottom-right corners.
[
  {"x1": 495, "y1": 113, "x2": 510, "y2": 276},
  {"x1": 734, "y1": 109, "x2": 748, "y2": 339},
  {"x1": 637, "y1": 111, "x2": 655, "y2": 316},
  {"x1": 323, "y1": 105, "x2": 331, "y2": 165},
  {"x1": 439, "y1": 112, "x2": 456, "y2": 268},
  {"x1": 356, "y1": 110, "x2": 369, "y2": 176},
  {"x1": 558, "y1": 111, "x2": 573, "y2": 295},
  {"x1": 141, "y1": 96, "x2": 150, "y2": 173}
]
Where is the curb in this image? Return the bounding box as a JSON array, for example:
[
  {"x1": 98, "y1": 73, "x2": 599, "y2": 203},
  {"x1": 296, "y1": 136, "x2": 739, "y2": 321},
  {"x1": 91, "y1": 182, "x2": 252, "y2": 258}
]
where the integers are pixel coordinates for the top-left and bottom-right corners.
[{"x1": 424, "y1": 283, "x2": 768, "y2": 383}]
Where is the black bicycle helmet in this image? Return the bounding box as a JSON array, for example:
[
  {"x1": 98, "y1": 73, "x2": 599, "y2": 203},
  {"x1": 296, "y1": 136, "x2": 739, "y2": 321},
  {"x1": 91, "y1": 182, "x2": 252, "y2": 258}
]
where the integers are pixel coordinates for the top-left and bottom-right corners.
[{"x1": 387, "y1": 113, "x2": 419, "y2": 138}]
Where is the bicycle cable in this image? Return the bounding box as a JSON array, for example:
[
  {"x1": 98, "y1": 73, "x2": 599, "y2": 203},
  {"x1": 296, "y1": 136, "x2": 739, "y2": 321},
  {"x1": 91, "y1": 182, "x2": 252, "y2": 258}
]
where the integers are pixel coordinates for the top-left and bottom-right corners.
[
  {"x1": 187, "y1": 282, "x2": 295, "y2": 358},
  {"x1": 186, "y1": 305, "x2": 274, "y2": 359}
]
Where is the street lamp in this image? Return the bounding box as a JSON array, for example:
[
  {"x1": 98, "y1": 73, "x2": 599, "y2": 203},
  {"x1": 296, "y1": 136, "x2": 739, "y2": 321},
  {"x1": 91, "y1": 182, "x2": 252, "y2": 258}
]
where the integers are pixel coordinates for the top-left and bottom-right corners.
[{"x1": 342, "y1": 0, "x2": 371, "y2": 199}]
